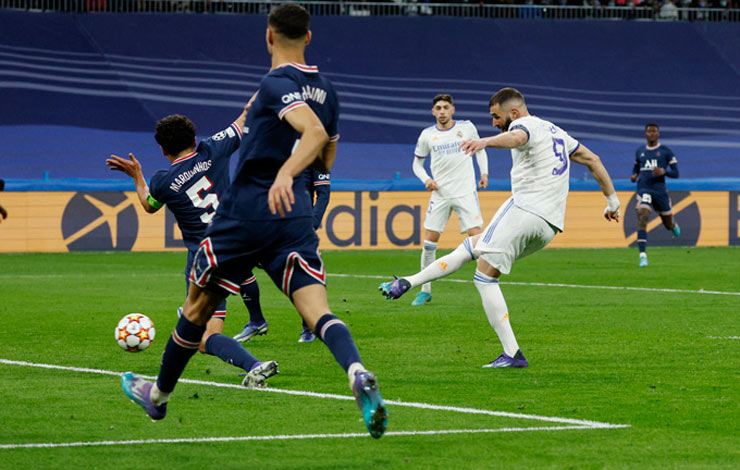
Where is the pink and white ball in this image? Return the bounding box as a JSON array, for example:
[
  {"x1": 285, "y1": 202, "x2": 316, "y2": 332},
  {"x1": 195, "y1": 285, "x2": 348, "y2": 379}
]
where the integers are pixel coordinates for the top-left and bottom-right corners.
[{"x1": 115, "y1": 313, "x2": 156, "y2": 352}]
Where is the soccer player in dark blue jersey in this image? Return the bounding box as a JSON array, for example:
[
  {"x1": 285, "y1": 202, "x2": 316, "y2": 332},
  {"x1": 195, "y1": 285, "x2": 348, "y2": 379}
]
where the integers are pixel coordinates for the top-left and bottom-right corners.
[
  {"x1": 233, "y1": 167, "x2": 331, "y2": 344},
  {"x1": 108, "y1": 108, "x2": 278, "y2": 390},
  {"x1": 119, "y1": 3, "x2": 387, "y2": 439},
  {"x1": 630, "y1": 123, "x2": 680, "y2": 267}
]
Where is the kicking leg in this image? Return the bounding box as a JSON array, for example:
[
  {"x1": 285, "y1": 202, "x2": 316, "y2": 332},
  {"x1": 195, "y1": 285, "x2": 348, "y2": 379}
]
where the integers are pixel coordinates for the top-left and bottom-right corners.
[
  {"x1": 233, "y1": 275, "x2": 268, "y2": 343},
  {"x1": 380, "y1": 235, "x2": 480, "y2": 300}
]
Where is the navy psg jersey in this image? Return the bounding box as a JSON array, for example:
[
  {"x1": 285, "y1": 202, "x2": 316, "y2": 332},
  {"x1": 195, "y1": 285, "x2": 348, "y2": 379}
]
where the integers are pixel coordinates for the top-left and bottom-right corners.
[
  {"x1": 148, "y1": 122, "x2": 242, "y2": 251},
  {"x1": 219, "y1": 63, "x2": 339, "y2": 221},
  {"x1": 633, "y1": 144, "x2": 678, "y2": 192}
]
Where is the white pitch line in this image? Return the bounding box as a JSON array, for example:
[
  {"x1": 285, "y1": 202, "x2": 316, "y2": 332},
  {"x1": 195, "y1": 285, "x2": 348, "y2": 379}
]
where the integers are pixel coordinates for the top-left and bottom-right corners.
[
  {"x1": 1, "y1": 271, "x2": 737, "y2": 296},
  {"x1": 332, "y1": 273, "x2": 740, "y2": 297},
  {"x1": 0, "y1": 359, "x2": 628, "y2": 430},
  {"x1": 706, "y1": 336, "x2": 740, "y2": 340},
  {"x1": 0, "y1": 425, "x2": 630, "y2": 450}
]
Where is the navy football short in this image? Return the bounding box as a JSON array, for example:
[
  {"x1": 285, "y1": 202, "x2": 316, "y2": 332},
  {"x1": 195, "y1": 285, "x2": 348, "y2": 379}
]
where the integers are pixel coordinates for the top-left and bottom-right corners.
[
  {"x1": 635, "y1": 189, "x2": 672, "y2": 214},
  {"x1": 190, "y1": 214, "x2": 325, "y2": 298}
]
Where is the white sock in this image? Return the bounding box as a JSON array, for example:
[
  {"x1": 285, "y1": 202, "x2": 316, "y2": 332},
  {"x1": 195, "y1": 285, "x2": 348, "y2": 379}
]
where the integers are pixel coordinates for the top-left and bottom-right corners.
[
  {"x1": 473, "y1": 270, "x2": 520, "y2": 357},
  {"x1": 406, "y1": 238, "x2": 475, "y2": 289},
  {"x1": 420, "y1": 241, "x2": 437, "y2": 293},
  {"x1": 150, "y1": 383, "x2": 170, "y2": 405},
  {"x1": 347, "y1": 362, "x2": 367, "y2": 389}
]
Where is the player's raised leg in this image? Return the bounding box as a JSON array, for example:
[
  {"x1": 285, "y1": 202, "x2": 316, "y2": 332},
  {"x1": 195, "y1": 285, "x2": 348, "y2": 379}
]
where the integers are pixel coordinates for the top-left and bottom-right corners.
[
  {"x1": 122, "y1": 283, "x2": 222, "y2": 420},
  {"x1": 293, "y1": 283, "x2": 387, "y2": 438},
  {"x1": 380, "y1": 235, "x2": 479, "y2": 299}
]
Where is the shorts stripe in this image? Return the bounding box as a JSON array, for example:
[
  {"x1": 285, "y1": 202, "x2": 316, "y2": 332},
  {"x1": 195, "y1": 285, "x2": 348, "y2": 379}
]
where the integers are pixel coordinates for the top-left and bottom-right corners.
[
  {"x1": 192, "y1": 238, "x2": 217, "y2": 288},
  {"x1": 462, "y1": 238, "x2": 476, "y2": 261},
  {"x1": 282, "y1": 250, "x2": 326, "y2": 296},
  {"x1": 173, "y1": 331, "x2": 200, "y2": 350},
  {"x1": 241, "y1": 275, "x2": 256, "y2": 285},
  {"x1": 319, "y1": 319, "x2": 345, "y2": 340},
  {"x1": 482, "y1": 198, "x2": 515, "y2": 244},
  {"x1": 212, "y1": 276, "x2": 239, "y2": 295}
]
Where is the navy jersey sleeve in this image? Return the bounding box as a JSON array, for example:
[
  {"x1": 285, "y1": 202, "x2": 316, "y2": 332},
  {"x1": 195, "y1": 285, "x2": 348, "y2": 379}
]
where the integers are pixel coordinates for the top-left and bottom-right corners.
[
  {"x1": 147, "y1": 169, "x2": 169, "y2": 209},
  {"x1": 664, "y1": 148, "x2": 679, "y2": 178},
  {"x1": 312, "y1": 170, "x2": 331, "y2": 229},
  {"x1": 198, "y1": 122, "x2": 243, "y2": 159},
  {"x1": 260, "y1": 75, "x2": 306, "y2": 120}
]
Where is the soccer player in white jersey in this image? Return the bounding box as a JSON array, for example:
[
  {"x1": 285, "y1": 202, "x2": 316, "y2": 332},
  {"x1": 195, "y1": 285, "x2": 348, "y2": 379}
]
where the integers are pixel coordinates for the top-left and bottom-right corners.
[
  {"x1": 411, "y1": 94, "x2": 489, "y2": 306},
  {"x1": 381, "y1": 87, "x2": 621, "y2": 368}
]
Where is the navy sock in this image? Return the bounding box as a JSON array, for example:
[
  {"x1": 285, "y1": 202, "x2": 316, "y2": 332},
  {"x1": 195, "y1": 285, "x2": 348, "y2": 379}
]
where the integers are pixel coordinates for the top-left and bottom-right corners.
[
  {"x1": 156, "y1": 315, "x2": 205, "y2": 394},
  {"x1": 205, "y1": 333, "x2": 258, "y2": 372},
  {"x1": 637, "y1": 230, "x2": 647, "y2": 254},
  {"x1": 240, "y1": 277, "x2": 265, "y2": 324},
  {"x1": 315, "y1": 314, "x2": 362, "y2": 373}
]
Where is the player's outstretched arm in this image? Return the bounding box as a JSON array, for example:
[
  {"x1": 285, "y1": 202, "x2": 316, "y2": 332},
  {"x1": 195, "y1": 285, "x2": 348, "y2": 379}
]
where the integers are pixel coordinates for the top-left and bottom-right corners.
[
  {"x1": 460, "y1": 129, "x2": 528, "y2": 154},
  {"x1": 270, "y1": 106, "x2": 329, "y2": 217},
  {"x1": 106, "y1": 153, "x2": 158, "y2": 213},
  {"x1": 570, "y1": 144, "x2": 620, "y2": 222}
]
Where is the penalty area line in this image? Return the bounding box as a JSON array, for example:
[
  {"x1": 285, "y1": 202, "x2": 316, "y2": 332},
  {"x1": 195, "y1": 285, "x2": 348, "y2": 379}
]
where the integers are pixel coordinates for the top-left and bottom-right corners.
[
  {"x1": 0, "y1": 359, "x2": 629, "y2": 430},
  {"x1": 0, "y1": 425, "x2": 629, "y2": 450}
]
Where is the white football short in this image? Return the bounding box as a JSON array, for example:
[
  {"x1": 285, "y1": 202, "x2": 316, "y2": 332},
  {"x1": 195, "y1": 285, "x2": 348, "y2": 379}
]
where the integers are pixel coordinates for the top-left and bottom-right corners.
[
  {"x1": 473, "y1": 197, "x2": 557, "y2": 275},
  {"x1": 423, "y1": 191, "x2": 484, "y2": 234}
]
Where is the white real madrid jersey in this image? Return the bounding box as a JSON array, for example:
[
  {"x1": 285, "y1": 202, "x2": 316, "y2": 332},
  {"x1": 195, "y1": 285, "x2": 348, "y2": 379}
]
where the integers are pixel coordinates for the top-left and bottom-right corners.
[
  {"x1": 414, "y1": 120, "x2": 487, "y2": 199},
  {"x1": 507, "y1": 115, "x2": 580, "y2": 231}
]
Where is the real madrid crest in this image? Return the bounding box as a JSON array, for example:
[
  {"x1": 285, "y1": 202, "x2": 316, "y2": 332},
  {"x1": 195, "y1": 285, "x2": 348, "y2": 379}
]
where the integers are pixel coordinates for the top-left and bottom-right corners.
[{"x1": 457, "y1": 130, "x2": 463, "y2": 138}]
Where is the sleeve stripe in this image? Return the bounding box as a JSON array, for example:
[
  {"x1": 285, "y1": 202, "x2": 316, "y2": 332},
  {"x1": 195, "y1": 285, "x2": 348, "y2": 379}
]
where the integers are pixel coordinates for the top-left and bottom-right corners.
[
  {"x1": 278, "y1": 101, "x2": 307, "y2": 119},
  {"x1": 231, "y1": 122, "x2": 243, "y2": 138},
  {"x1": 329, "y1": 134, "x2": 340, "y2": 142},
  {"x1": 414, "y1": 155, "x2": 427, "y2": 159},
  {"x1": 314, "y1": 181, "x2": 331, "y2": 186},
  {"x1": 509, "y1": 124, "x2": 530, "y2": 141},
  {"x1": 568, "y1": 142, "x2": 581, "y2": 157}
]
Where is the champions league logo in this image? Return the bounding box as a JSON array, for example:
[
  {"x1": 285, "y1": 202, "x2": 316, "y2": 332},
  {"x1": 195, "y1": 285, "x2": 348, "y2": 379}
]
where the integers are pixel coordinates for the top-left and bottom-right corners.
[
  {"x1": 61, "y1": 192, "x2": 138, "y2": 251},
  {"x1": 623, "y1": 191, "x2": 700, "y2": 247}
]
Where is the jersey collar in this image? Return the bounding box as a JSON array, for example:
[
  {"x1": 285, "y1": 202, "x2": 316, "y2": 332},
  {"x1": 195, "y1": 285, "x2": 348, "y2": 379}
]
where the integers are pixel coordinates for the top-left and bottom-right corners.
[
  {"x1": 171, "y1": 151, "x2": 197, "y2": 165},
  {"x1": 646, "y1": 142, "x2": 661, "y2": 150},
  {"x1": 276, "y1": 62, "x2": 319, "y2": 73},
  {"x1": 435, "y1": 121, "x2": 456, "y2": 132}
]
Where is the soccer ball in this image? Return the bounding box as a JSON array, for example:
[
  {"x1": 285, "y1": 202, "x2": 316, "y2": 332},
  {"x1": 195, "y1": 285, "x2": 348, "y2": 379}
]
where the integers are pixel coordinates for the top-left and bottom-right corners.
[{"x1": 115, "y1": 313, "x2": 156, "y2": 352}]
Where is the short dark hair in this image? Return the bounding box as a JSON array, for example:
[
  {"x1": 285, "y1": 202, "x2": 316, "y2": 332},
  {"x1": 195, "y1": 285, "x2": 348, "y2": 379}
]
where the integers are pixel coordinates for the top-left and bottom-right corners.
[
  {"x1": 645, "y1": 123, "x2": 660, "y2": 130},
  {"x1": 432, "y1": 94, "x2": 454, "y2": 106},
  {"x1": 268, "y1": 3, "x2": 310, "y2": 40},
  {"x1": 155, "y1": 115, "x2": 196, "y2": 156},
  {"x1": 489, "y1": 87, "x2": 525, "y2": 108}
]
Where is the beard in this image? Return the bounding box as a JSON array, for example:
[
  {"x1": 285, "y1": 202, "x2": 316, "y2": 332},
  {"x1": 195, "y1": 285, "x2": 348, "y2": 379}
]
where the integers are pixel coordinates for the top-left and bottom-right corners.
[{"x1": 498, "y1": 116, "x2": 512, "y2": 132}]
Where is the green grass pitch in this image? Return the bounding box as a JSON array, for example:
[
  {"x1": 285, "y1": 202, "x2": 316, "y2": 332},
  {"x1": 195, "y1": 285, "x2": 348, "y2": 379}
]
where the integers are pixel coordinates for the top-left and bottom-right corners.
[{"x1": 0, "y1": 247, "x2": 739, "y2": 469}]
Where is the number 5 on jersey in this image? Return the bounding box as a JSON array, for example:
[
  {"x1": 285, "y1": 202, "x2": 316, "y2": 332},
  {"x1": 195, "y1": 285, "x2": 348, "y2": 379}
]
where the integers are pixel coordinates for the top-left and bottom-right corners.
[{"x1": 186, "y1": 175, "x2": 219, "y2": 223}]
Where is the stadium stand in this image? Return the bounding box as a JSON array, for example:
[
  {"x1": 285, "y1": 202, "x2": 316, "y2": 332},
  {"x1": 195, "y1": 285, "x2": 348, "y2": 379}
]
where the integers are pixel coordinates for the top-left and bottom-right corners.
[{"x1": 1, "y1": 5, "x2": 739, "y2": 191}]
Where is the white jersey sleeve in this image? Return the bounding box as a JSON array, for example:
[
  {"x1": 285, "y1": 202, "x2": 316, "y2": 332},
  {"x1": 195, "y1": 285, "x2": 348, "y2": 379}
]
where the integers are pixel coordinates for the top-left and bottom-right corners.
[{"x1": 414, "y1": 128, "x2": 432, "y2": 158}]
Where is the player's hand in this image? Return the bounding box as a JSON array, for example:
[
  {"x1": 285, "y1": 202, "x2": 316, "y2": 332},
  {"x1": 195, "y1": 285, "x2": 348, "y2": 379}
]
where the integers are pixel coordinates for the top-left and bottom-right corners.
[
  {"x1": 604, "y1": 208, "x2": 620, "y2": 222},
  {"x1": 479, "y1": 174, "x2": 488, "y2": 189},
  {"x1": 425, "y1": 179, "x2": 439, "y2": 191},
  {"x1": 268, "y1": 170, "x2": 295, "y2": 217},
  {"x1": 460, "y1": 139, "x2": 485, "y2": 155},
  {"x1": 652, "y1": 167, "x2": 666, "y2": 177},
  {"x1": 630, "y1": 174, "x2": 637, "y2": 183},
  {"x1": 106, "y1": 153, "x2": 143, "y2": 179}
]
